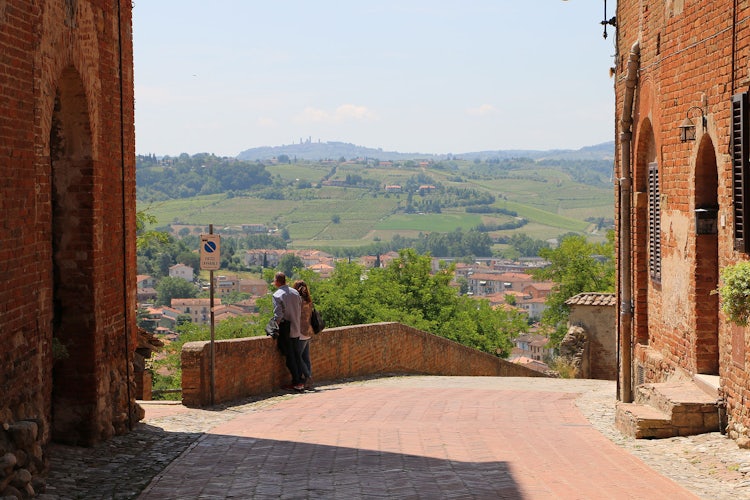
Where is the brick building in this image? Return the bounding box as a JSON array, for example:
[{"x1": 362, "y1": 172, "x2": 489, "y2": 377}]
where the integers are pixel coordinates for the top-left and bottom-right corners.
[
  {"x1": 0, "y1": 0, "x2": 137, "y2": 483},
  {"x1": 614, "y1": 1, "x2": 750, "y2": 441}
]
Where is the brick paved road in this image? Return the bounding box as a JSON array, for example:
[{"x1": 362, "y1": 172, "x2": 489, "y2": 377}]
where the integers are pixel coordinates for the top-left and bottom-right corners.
[{"x1": 138, "y1": 377, "x2": 699, "y2": 499}]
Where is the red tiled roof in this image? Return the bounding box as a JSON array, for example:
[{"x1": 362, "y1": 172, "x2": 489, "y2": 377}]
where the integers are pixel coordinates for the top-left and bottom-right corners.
[{"x1": 565, "y1": 293, "x2": 616, "y2": 307}]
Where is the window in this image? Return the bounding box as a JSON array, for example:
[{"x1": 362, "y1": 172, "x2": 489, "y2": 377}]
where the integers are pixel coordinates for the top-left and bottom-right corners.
[
  {"x1": 648, "y1": 162, "x2": 662, "y2": 281},
  {"x1": 732, "y1": 92, "x2": 750, "y2": 252}
]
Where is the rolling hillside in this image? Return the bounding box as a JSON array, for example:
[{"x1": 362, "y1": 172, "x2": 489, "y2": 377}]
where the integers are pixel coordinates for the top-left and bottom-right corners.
[{"x1": 137, "y1": 143, "x2": 614, "y2": 251}]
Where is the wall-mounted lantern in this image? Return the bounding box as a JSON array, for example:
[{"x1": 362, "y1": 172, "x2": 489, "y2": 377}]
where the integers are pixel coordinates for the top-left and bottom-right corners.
[{"x1": 679, "y1": 106, "x2": 706, "y2": 142}]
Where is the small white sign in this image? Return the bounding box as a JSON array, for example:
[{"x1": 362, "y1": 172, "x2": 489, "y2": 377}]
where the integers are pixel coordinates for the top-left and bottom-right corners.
[{"x1": 200, "y1": 234, "x2": 221, "y2": 270}]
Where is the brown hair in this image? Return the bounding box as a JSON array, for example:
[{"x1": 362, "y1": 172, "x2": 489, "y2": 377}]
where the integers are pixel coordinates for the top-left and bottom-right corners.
[
  {"x1": 293, "y1": 280, "x2": 312, "y2": 303},
  {"x1": 274, "y1": 272, "x2": 286, "y2": 285}
]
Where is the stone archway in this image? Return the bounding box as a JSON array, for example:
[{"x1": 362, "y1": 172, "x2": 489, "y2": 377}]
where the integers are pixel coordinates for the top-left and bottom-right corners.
[
  {"x1": 693, "y1": 135, "x2": 719, "y2": 375},
  {"x1": 50, "y1": 66, "x2": 97, "y2": 445}
]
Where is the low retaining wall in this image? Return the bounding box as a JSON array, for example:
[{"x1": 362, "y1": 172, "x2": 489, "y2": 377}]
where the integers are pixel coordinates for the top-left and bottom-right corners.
[{"x1": 182, "y1": 322, "x2": 545, "y2": 407}]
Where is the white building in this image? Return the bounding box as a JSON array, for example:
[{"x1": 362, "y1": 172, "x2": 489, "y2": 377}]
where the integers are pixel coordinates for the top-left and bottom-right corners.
[{"x1": 169, "y1": 263, "x2": 194, "y2": 282}]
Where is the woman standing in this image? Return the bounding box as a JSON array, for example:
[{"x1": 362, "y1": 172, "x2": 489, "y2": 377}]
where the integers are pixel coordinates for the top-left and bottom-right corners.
[{"x1": 293, "y1": 280, "x2": 315, "y2": 390}]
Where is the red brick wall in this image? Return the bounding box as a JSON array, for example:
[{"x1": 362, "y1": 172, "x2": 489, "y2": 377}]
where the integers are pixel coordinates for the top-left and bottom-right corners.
[
  {"x1": 182, "y1": 323, "x2": 545, "y2": 407},
  {"x1": 0, "y1": 0, "x2": 137, "y2": 456},
  {"x1": 615, "y1": 0, "x2": 750, "y2": 441}
]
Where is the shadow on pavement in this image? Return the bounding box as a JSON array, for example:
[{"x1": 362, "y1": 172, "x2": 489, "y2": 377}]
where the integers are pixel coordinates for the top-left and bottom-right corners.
[{"x1": 140, "y1": 432, "x2": 521, "y2": 499}]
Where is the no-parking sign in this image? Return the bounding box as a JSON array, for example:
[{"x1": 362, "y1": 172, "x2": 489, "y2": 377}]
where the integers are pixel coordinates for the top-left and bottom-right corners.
[{"x1": 200, "y1": 234, "x2": 221, "y2": 270}]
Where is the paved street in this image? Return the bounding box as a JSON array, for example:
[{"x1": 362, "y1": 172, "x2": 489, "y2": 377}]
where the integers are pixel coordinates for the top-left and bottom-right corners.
[{"x1": 43, "y1": 377, "x2": 750, "y2": 499}]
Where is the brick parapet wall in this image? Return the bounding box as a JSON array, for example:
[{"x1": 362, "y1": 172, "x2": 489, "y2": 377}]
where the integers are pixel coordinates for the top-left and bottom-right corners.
[{"x1": 182, "y1": 322, "x2": 545, "y2": 407}]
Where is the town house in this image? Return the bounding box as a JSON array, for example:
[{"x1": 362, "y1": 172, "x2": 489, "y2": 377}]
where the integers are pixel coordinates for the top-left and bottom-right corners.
[
  {"x1": 171, "y1": 298, "x2": 223, "y2": 326},
  {"x1": 212, "y1": 274, "x2": 268, "y2": 297},
  {"x1": 169, "y1": 263, "x2": 195, "y2": 282},
  {"x1": 614, "y1": 0, "x2": 750, "y2": 442},
  {"x1": 244, "y1": 248, "x2": 285, "y2": 268},
  {"x1": 467, "y1": 272, "x2": 506, "y2": 296}
]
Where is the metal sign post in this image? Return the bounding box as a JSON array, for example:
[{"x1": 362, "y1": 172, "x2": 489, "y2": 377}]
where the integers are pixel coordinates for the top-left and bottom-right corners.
[{"x1": 200, "y1": 226, "x2": 220, "y2": 405}]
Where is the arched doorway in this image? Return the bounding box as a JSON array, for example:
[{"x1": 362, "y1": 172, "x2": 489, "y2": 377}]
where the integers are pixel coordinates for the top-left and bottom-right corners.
[
  {"x1": 693, "y1": 135, "x2": 719, "y2": 375},
  {"x1": 50, "y1": 66, "x2": 98, "y2": 445}
]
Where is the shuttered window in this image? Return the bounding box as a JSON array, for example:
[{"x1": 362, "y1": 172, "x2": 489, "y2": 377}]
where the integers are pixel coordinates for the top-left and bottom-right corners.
[
  {"x1": 732, "y1": 92, "x2": 750, "y2": 252},
  {"x1": 648, "y1": 162, "x2": 661, "y2": 282}
]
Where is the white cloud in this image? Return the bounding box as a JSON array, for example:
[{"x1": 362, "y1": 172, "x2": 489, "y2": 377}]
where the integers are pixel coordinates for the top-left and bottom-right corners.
[
  {"x1": 335, "y1": 104, "x2": 377, "y2": 121},
  {"x1": 295, "y1": 107, "x2": 331, "y2": 123},
  {"x1": 257, "y1": 117, "x2": 277, "y2": 127},
  {"x1": 294, "y1": 104, "x2": 377, "y2": 124},
  {"x1": 466, "y1": 104, "x2": 497, "y2": 116}
]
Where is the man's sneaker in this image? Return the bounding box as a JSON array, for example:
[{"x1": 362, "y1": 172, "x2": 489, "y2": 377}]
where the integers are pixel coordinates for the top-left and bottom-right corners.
[
  {"x1": 304, "y1": 377, "x2": 315, "y2": 390},
  {"x1": 293, "y1": 384, "x2": 305, "y2": 392}
]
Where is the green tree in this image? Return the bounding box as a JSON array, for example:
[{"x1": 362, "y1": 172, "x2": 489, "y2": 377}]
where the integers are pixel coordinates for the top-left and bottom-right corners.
[
  {"x1": 176, "y1": 314, "x2": 192, "y2": 327},
  {"x1": 277, "y1": 253, "x2": 305, "y2": 278},
  {"x1": 532, "y1": 231, "x2": 615, "y2": 346},
  {"x1": 156, "y1": 252, "x2": 174, "y2": 277},
  {"x1": 136, "y1": 209, "x2": 169, "y2": 251},
  {"x1": 176, "y1": 251, "x2": 200, "y2": 272},
  {"x1": 156, "y1": 276, "x2": 198, "y2": 306},
  {"x1": 222, "y1": 291, "x2": 251, "y2": 305},
  {"x1": 311, "y1": 249, "x2": 525, "y2": 355},
  {"x1": 509, "y1": 233, "x2": 549, "y2": 257}
]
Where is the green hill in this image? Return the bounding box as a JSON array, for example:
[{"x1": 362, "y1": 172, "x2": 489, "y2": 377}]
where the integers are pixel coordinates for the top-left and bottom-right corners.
[{"x1": 136, "y1": 145, "x2": 614, "y2": 250}]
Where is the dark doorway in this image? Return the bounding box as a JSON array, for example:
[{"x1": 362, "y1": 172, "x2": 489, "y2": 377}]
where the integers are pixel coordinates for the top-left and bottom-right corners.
[
  {"x1": 694, "y1": 135, "x2": 719, "y2": 375},
  {"x1": 50, "y1": 66, "x2": 98, "y2": 445}
]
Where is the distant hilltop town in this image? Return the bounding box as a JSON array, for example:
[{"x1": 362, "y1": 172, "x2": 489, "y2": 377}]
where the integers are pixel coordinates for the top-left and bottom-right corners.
[{"x1": 235, "y1": 140, "x2": 615, "y2": 162}]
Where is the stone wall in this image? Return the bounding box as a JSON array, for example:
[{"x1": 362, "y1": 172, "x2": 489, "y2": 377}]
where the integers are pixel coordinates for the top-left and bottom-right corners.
[
  {"x1": 565, "y1": 294, "x2": 617, "y2": 380},
  {"x1": 0, "y1": 1, "x2": 137, "y2": 496},
  {"x1": 182, "y1": 322, "x2": 545, "y2": 407}
]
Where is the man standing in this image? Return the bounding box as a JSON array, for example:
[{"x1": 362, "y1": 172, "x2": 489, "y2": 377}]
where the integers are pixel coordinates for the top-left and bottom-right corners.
[{"x1": 272, "y1": 272, "x2": 304, "y2": 391}]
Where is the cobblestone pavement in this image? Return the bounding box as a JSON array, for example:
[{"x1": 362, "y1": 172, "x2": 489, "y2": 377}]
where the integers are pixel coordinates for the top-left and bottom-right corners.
[{"x1": 39, "y1": 376, "x2": 750, "y2": 499}]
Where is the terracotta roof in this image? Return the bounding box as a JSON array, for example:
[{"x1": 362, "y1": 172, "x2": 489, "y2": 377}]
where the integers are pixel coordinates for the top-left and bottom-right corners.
[
  {"x1": 497, "y1": 272, "x2": 533, "y2": 281},
  {"x1": 565, "y1": 293, "x2": 616, "y2": 307},
  {"x1": 524, "y1": 282, "x2": 554, "y2": 291},
  {"x1": 469, "y1": 273, "x2": 505, "y2": 281},
  {"x1": 511, "y1": 356, "x2": 550, "y2": 373}
]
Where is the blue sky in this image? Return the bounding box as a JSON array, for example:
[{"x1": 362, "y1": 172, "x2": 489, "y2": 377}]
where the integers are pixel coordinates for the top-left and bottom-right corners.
[{"x1": 133, "y1": 1, "x2": 617, "y2": 157}]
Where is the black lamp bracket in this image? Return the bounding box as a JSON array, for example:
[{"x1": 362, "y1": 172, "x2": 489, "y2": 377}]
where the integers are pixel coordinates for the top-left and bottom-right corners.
[
  {"x1": 687, "y1": 106, "x2": 707, "y2": 127},
  {"x1": 601, "y1": 0, "x2": 617, "y2": 39}
]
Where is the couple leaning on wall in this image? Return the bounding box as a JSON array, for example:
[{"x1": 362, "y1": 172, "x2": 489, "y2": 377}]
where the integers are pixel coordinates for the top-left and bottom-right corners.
[{"x1": 270, "y1": 271, "x2": 316, "y2": 392}]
